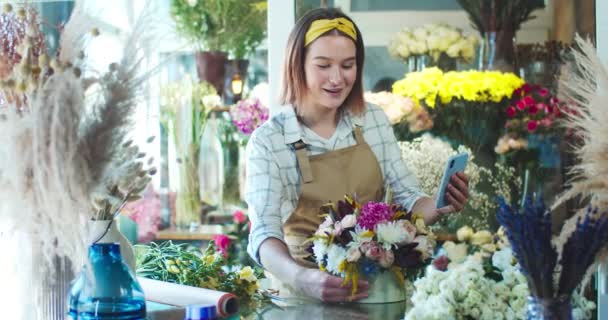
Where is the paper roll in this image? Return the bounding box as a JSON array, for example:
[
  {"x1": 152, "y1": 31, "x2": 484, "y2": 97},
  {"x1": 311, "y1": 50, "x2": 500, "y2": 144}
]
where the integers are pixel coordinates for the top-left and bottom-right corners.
[{"x1": 138, "y1": 277, "x2": 239, "y2": 317}]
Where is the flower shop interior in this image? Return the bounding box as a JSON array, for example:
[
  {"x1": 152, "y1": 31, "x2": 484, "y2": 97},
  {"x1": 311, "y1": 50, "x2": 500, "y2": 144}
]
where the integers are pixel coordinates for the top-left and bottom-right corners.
[{"x1": 1, "y1": 0, "x2": 608, "y2": 319}]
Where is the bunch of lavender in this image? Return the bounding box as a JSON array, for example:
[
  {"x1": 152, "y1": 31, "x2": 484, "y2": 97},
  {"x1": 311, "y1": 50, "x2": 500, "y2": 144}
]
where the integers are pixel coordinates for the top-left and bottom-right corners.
[
  {"x1": 497, "y1": 196, "x2": 608, "y2": 302},
  {"x1": 91, "y1": 137, "x2": 157, "y2": 221},
  {"x1": 496, "y1": 196, "x2": 557, "y2": 299}
]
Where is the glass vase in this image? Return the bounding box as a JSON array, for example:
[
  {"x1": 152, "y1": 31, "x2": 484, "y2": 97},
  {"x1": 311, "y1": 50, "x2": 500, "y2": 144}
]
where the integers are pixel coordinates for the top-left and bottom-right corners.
[
  {"x1": 198, "y1": 112, "x2": 225, "y2": 218},
  {"x1": 526, "y1": 296, "x2": 572, "y2": 320},
  {"x1": 175, "y1": 143, "x2": 201, "y2": 230},
  {"x1": 89, "y1": 219, "x2": 136, "y2": 273},
  {"x1": 68, "y1": 243, "x2": 146, "y2": 320}
]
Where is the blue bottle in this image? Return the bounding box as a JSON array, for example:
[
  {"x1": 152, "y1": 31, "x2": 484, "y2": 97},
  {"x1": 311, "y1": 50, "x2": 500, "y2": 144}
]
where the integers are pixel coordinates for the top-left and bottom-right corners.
[{"x1": 68, "y1": 243, "x2": 146, "y2": 319}]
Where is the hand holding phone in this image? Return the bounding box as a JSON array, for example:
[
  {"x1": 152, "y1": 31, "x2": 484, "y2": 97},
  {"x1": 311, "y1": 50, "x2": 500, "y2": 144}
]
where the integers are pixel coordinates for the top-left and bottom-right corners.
[{"x1": 436, "y1": 153, "x2": 469, "y2": 208}]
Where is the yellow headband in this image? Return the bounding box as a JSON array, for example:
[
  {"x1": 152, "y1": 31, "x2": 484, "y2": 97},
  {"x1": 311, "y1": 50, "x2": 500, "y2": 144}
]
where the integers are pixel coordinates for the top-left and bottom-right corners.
[{"x1": 304, "y1": 17, "x2": 357, "y2": 46}]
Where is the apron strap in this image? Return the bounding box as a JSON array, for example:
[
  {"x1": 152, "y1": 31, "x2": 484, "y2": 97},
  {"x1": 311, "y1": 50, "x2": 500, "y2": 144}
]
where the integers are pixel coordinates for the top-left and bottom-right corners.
[
  {"x1": 293, "y1": 141, "x2": 313, "y2": 183},
  {"x1": 353, "y1": 126, "x2": 365, "y2": 145}
]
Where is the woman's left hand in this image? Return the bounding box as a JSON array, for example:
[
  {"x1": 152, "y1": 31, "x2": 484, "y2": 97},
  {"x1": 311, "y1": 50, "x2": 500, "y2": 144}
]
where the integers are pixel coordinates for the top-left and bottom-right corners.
[{"x1": 438, "y1": 172, "x2": 469, "y2": 214}]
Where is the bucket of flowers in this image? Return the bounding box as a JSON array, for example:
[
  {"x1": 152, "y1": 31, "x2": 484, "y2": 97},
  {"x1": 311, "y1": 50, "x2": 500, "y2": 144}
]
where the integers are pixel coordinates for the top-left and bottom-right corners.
[{"x1": 310, "y1": 195, "x2": 435, "y2": 303}]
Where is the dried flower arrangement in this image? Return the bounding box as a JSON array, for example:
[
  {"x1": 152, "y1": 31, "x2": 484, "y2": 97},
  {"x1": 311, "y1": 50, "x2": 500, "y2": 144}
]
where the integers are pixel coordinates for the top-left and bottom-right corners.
[{"x1": 0, "y1": 2, "x2": 158, "y2": 318}]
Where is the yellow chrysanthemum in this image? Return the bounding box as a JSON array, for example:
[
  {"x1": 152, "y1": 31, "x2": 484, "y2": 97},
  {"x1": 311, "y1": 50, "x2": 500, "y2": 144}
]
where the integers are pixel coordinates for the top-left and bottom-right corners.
[{"x1": 393, "y1": 68, "x2": 524, "y2": 108}]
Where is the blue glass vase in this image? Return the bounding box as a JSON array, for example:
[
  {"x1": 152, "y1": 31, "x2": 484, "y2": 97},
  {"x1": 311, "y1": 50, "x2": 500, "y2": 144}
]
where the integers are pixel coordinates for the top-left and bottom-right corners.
[{"x1": 68, "y1": 243, "x2": 146, "y2": 319}]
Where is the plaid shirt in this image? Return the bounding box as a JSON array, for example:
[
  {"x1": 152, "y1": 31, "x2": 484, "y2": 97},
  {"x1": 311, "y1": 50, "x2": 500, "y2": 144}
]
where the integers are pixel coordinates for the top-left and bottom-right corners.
[{"x1": 245, "y1": 103, "x2": 427, "y2": 263}]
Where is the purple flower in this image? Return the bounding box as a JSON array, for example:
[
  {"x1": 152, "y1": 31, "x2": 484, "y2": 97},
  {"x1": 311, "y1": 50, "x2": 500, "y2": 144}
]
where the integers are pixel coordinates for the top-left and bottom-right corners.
[
  {"x1": 230, "y1": 98, "x2": 269, "y2": 135},
  {"x1": 356, "y1": 201, "x2": 393, "y2": 230}
]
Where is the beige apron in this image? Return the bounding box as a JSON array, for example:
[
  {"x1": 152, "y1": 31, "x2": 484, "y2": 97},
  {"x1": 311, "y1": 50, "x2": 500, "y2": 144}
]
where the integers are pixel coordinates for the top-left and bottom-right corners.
[{"x1": 268, "y1": 126, "x2": 384, "y2": 300}]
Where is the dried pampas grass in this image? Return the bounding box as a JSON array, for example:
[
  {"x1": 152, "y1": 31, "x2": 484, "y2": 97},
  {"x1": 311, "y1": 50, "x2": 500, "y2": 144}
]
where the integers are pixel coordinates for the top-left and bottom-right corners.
[
  {"x1": 0, "y1": 1, "x2": 158, "y2": 319},
  {"x1": 552, "y1": 35, "x2": 608, "y2": 288}
]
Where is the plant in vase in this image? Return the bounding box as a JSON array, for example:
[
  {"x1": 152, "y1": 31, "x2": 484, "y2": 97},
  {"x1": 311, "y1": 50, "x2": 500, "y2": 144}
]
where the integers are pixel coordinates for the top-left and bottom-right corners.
[
  {"x1": 364, "y1": 91, "x2": 433, "y2": 141},
  {"x1": 497, "y1": 196, "x2": 606, "y2": 319},
  {"x1": 170, "y1": 0, "x2": 267, "y2": 94},
  {"x1": 160, "y1": 79, "x2": 221, "y2": 229},
  {"x1": 388, "y1": 23, "x2": 477, "y2": 72},
  {"x1": 495, "y1": 83, "x2": 573, "y2": 192},
  {"x1": 399, "y1": 134, "x2": 520, "y2": 233},
  {"x1": 393, "y1": 67, "x2": 524, "y2": 153},
  {"x1": 456, "y1": 0, "x2": 545, "y2": 70},
  {"x1": 309, "y1": 195, "x2": 434, "y2": 302},
  {"x1": 0, "y1": 2, "x2": 156, "y2": 318},
  {"x1": 229, "y1": 97, "x2": 269, "y2": 200},
  {"x1": 90, "y1": 137, "x2": 157, "y2": 272}
]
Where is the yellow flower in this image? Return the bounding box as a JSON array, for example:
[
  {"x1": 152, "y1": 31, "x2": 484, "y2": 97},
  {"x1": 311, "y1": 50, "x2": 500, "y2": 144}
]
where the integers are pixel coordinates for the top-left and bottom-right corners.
[
  {"x1": 393, "y1": 68, "x2": 524, "y2": 108},
  {"x1": 168, "y1": 265, "x2": 180, "y2": 274},
  {"x1": 470, "y1": 230, "x2": 493, "y2": 246},
  {"x1": 202, "y1": 254, "x2": 215, "y2": 265},
  {"x1": 456, "y1": 226, "x2": 474, "y2": 242},
  {"x1": 238, "y1": 266, "x2": 258, "y2": 283}
]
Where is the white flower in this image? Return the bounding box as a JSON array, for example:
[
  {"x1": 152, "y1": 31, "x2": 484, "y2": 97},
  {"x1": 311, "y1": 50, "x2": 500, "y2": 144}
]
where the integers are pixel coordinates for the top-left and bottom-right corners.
[
  {"x1": 325, "y1": 244, "x2": 347, "y2": 274},
  {"x1": 340, "y1": 214, "x2": 357, "y2": 229},
  {"x1": 312, "y1": 239, "x2": 328, "y2": 265},
  {"x1": 375, "y1": 221, "x2": 408, "y2": 248},
  {"x1": 492, "y1": 247, "x2": 514, "y2": 271},
  {"x1": 202, "y1": 94, "x2": 222, "y2": 108},
  {"x1": 346, "y1": 246, "x2": 361, "y2": 262},
  {"x1": 186, "y1": 0, "x2": 197, "y2": 7},
  {"x1": 315, "y1": 215, "x2": 333, "y2": 236}
]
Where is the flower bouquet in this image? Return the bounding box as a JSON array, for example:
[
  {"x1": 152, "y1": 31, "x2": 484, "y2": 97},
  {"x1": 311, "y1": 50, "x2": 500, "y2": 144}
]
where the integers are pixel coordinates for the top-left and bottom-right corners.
[
  {"x1": 136, "y1": 241, "x2": 263, "y2": 306},
  {"x1": 388, "y1": 23, "x2": 477, "y2": 71},
  {"x1": 496, "y1": 84, "x2": 572, "y2": 170},
  {"x1": 364, "y1": 91, "x2": 433, "y2": 141},
  {"x1": 310, "y1": 195, "x2": 435, "y2": 303},
  {"x1": 393, "y1": 67, "x2": 524, "y2": 153},
  {"x1": 406, "y1": 226, "x2": 596, "y2": 320}
]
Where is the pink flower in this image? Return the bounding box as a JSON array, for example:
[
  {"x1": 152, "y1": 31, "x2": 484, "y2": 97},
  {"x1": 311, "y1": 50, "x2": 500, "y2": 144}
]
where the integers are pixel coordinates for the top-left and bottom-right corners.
[
  {"x1": 230, "y1": 98, "x2": 269, "y2": 135},
  {"x1": 528, "y1": 104, "x2": 539, "y2": 115},
  {"x1": 523, "y1": 96, "x2": 535, "y2": 106},
  {"x1": 233, "y1": 210, "x2": 246, "y2": 224},
  {"x1": 539, "y1": 88, "x2": 549, "y2": 97},
  {"x1": 516, "y1": 100, "x2": 527, "y2": 110},
  {"x1": 357, "y1": 202, "x2": 393, "y2": 230},
  {"x1": 527, "y1": 120, "x2": 538, "y2": 132},
  {"x1": 540, "y1": 118, "x2": 553, "y2": 127},
  {"x1": 364, "y1": 241, "x2": 382, "y2": 261},
  {"x1": 213, "y1": 234, "x2": 231, "y2": 258},
  {"x1": 550, "y1": 97, "x2": 559, "y2": 105},
  {"x1": 378, "y1": 249, "x2": 395, "y2": 268},
  {"x1": 522, "y1": 84, "x2": 531, "y2": 94},
  {"x1": 506, "y1": 106, "x2": 516, "y2": 117},
  {"x1": 432, "y1": 256, "x2": 449, "y2": 271}
]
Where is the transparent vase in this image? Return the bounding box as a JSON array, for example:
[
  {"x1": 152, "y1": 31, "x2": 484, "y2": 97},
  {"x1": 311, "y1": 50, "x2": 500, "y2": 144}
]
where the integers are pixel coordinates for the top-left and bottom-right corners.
[
  {"x1": 526, "y1": 295, "x2": 572, "y2": 320},
  {"x1": 198, "y1": 112, "x2": 225, "y2": 216},
  {"x1": 68, "y1": 243, "x2": 146, "y2": 320}
]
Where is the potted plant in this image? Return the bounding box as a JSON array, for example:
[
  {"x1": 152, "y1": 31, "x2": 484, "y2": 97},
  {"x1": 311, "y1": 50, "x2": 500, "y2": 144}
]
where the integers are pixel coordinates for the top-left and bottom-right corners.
[{"x1": 170, "y1": 0, "x2": 267, "y2": 96}]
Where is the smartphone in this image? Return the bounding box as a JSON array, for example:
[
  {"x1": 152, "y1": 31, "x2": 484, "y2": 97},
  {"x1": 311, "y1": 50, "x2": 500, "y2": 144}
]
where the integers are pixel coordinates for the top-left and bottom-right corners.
[{"x1": 435, "y1": 152, "x2": 469, "y2": 208}]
